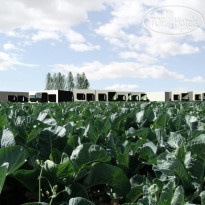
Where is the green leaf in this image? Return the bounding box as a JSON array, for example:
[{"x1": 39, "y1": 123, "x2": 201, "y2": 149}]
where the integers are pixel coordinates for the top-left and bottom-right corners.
[
  {"x1": 154, "y1": 151, "x2": 190, "y2": 188},
  {"x1": 69, "y1": 197, "x2": 94, "y2": 205},
  {"x1": 153, "y1": 113, "x2": 167, "y2": 129},
  {"x1": 12, "y1": 169, "x2": 40, "y2": 192},
  {"x1": 171, "y1": 186, "x2": 184, "y2": 205},
  {"x1": 167, "y1": 132, "x2": 185, "y2": 149},
  {"x1": 0, "y1": 162, "x2": 9, "y2": 194},
  {"x1": 126, "y1": 185, "x2": 143, "y2": 203},
  {"x1": 42, "y1": 160, "x2": 74, "y2": 184},
  {"x1": 66, "y1": 182, "x2": 88, "y2": 199},
  {"x1": 188, "y1": 134, "x2": 205, "y2": 158},
  {"x1": 39, "y1": 126, "x2": 67, "y2": 160},
  {"x1": 0, "y1": 145, "x2": 27, "y2": 175},
  {"x1": 70, "y1": 143, "x2": 111, "y2": 171},
  {"x1": 135, "y1": 109, "x2": 154, "y2": 127},
  {"x1": 1, "y1": 128, "x2": 15, "y2": 148},
  {"x1": 84, "y1": 163, "x2": 131, "y2": 196},
  {"x1": 157, "y1": 181, "x2": 174, "y2": 205},
  {"x1": 200, "y1": 190, "x2": 205, "y2": 205}
]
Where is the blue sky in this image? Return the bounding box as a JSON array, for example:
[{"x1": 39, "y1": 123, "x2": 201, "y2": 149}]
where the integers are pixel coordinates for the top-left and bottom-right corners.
[{"x1": 0, "y1": 0, "x2": 205, "y2": 92}]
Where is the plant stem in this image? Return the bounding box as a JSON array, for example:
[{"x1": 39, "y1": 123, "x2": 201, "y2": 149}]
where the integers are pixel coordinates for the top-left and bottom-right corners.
[{"x1": 39, "y1": 165, "x2": 43, "y2": 202}]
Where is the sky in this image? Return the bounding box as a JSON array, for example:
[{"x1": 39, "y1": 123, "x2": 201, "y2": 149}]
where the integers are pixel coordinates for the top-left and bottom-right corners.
[{"x1": 0, "y1": 0, "x2": 205, "y2": 92}]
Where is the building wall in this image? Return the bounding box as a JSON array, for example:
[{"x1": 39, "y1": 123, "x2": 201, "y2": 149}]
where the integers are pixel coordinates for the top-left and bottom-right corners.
[
  {"x1": 147, "y1": 92, "x2": 166, "y2": 101},
  {"x1": 0, "y1": 91, "x2": 28, "y2": 102}
]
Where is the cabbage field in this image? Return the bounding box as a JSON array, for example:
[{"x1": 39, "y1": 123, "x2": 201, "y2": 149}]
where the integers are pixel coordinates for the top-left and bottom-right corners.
[{"x1": 0, "y1": 102, "x2": 205, "y2": 205}]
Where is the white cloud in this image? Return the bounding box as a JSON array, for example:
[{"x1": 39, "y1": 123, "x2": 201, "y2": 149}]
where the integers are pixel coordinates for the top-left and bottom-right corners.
[
  {"x1": 96, "y1": 1, "x2": 203, "y2": 59},
  {"x1": 69, "y1": 43, "x2": 100, "y2": 52},
  {"x1": 65, "y1": 29, "x2": 85, "y2": 43},
  {"x1": 3, "y1": 43, "x2": 16, "y2": 51},
  {"x1": 184, "y1": 76, "x2": 205, "y2": 82},
  {"x1": 0, "y1": 0, "x2": 108, "y2": 33},
  {"x1": 51, "y1": 61, "x2": 186, "y2": 81},
  {"x1": 104, "y1": 84, "x2": 139, "y2": 91},
  {"x1": 119, "y1": 52, "x2": 158, "y2": 64},
  {"x1": 32, "y1": 31, "x2": 60, "y2": 42},
  {"x1": 0, "y1": 52, "x2": 36, "y2": 71}
]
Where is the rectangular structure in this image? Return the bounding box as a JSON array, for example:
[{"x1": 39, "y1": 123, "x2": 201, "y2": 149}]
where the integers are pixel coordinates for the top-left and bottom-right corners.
[
  {"x1": 29, "y1": 90, "x2": 73, "y2": 103},
  {"x1": 147, "y1": 92, "x2": 166, "y2": 101},
  {"x1": 0, "y1": 91, "x2": 28, "y2": 102}
]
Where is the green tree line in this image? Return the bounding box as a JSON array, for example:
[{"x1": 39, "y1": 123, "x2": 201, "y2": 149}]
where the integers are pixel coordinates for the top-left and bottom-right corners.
[{"x1": 45, "y1": 72, "x2": 90, "y2": 90}]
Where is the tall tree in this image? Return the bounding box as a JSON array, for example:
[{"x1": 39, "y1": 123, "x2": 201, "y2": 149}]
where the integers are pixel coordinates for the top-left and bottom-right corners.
[
  {"x1": 81, "y1": 72, "x2": 90, "y2": 89},
  {"x1": 52, "y1": 73, "x2": 57, "y2": 90},
  {"x1": 67, "y1": 72, "x2": 75, "y2": 91},
  {"x1": 45, "y1": 71, "x2": 90, "y2": 90},
  {"x1": 45, "y1": 73, "x2": 52, "y2": 90},
  {"x1": 75, "y1": 73, "x2": 82, "y2": 89},
  {"x1": 56, "y1": 72, "x2": 66, "y2": 90}
]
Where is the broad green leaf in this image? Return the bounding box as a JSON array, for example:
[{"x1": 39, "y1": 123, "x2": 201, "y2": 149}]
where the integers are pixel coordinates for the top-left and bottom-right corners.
[
  {"x1": 135, "y1": 109, "x2": 154, "y2": 127},
  {"x1": 12, "y1": 169, "x2": 39, "y2": 192},
  {"x1": 39, "y1": 126, "x2": 67, "y2": 160},
  {"x1": 1, "y1": 128, "x2": 15, "y2": 148},
  {"x1": 42, "y1": 160, "x2": 74, "y2": 184},
  {"x1": 200, "y1": 190, "x2": 205, "y2": 205},
  {"x1": 37, "y1": 112, "x2": 56, "y2": 126},
  {"x1": 154, "y1": 151, "x2": 190, "y2": 188},
  {"x1": 126, "y1": 185, "x2": 143, "y2": 203},
  {"x1": 171, "y1": 186, "x2": 184, "y2": 205},
  {"x1": 70, "y1": 143, "x2": 111, "y2": 171},
  {"x1": 66, "y1": 182, "x2": 88, "y2": 199},
  {"x1": 188, "y1": 134, "x2": 205, "y2": 158},
  {"x1": 84, "y1": 163, "x2": 131, "y2": 196},
  {"x1": 153, "y1": 113, "x2": 167, "y2": 129},
  {"x1": 148, "y1": 184, "x2": 160, "y2": 202},
  {"x1": 69, "y1": 197, "x2": 94, "y2": 205},
  {"x1": 0, "y1": 145, "x2": 27, "y2": 175},
  {"x1": 167, "y1": 132, "x2": 185, "y2": 149},
  {"x1": 0, "y1": 162, "x2": 9, "y2": 193},
  {"x1": 157, "y1": 181, "x2": 174, "y2": 205}
]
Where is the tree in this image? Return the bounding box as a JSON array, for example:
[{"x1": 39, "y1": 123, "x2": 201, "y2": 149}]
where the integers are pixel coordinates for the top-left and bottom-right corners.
[
  {"x1": 67, "y1": 72, "x2": 75, "y2": 91},
  {"x1": 56, "y1": 72, "x2": 66, "y2": 90},
  {"x1": 45, "y1": 73, "x2": 52, "y2": 90},
  {"x1": 52, "y1": 73, "x2": 57, "y2": 90},
  {"x1": 81, "y1": 72, "x2": 90, "y2": 89},
  {"x1": 75, "y1": 73, "x2": 83, "y2": 89},
  {"x1": 45, "y1": 71, "x2": 90, "y2": 90}
]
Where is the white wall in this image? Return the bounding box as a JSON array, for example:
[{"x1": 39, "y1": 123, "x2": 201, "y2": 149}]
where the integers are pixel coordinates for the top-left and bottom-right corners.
[{"x1": 147, "y1": 92, "x2": 165, "y2": 101}]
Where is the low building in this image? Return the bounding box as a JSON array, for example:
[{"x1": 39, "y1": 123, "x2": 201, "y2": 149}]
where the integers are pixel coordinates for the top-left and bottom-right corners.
[
  {"x1": 29, "y1": 90, "x2": 73, "y2": 103},
  {"x1": 0, "y1": 91, "x2": 28, "y2": 102}
]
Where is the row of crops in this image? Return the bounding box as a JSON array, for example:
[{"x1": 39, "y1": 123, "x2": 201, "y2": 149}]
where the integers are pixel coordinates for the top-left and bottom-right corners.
[{"x1": 0, "y1": 102, "x2": 205, "y2": 205}]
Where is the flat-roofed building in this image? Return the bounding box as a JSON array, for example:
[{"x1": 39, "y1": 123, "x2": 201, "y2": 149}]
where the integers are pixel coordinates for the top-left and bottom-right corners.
[
  {"x1": 73, "y1": 89, "x2": 96, "y2": 102},
  {"x1": 189, "y1": 91, "x2": 205, "y2": 101},
  {"x1": 29, "y1": 90, "x2": 73, "y2": 103},
  {"x1": 0, "y1": 91, "x2": 28, "y2": 102},
  {"x1": 95, "y1": 90, "x2": 116, "y2": 101}
]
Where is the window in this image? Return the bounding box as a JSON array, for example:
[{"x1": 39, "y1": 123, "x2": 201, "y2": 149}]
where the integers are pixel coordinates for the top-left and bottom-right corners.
[
  {"x1": 8, "y1": 95, "x2": 17, "y2": 102},
  {"x1": 87, "y1": 94, "x2": 95, "y2": 101},
  {"x1": 195, "y1": 94, "x2": 201, "y2": 101},
  {"x1": 118, "y1": 95, "x2": 126, "y2": 101},
  {"x1": 141, "y1": 94, "x2": 147, "y2": 101},
  {"x1": 181, "y1": 93, "x2": 189, "y2": 101},
  {"x1": 174, "y1": 95, "x2": 179, "y2": 101},
  {"x1": 98, "y1": 94, "x2": 106, "y2": 101},
  {"x1": 18, "y1": 96, "x2": 28, "y2": 102},
  {"x1": 49, "y1": 94, "x2": 56, "y2": 102},
  {"x1": 29, "y1": 95, "x2": 36, "y2": 102},
  {"x1": 132, "y1": 95, "x2": 139, "y2": 101},
  {"x1": 77, "y1": 93, "x2": 85, "y2": 100}
]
